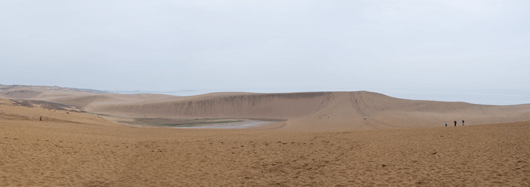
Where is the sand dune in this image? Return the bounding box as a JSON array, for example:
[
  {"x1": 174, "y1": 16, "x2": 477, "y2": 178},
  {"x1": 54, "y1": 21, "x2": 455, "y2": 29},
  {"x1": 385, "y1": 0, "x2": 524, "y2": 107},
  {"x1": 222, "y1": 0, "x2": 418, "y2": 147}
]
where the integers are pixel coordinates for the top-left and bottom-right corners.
[
  {"x1": 91, "y1": 91, "x2": 530, "y2": 131},
  {"x1": 0, "y1": 101, "x2": 529, "y2": 186},
  {"x1": 283, "y1": 92, "x2": 530, "y2": 131},
  {"x1": 2, "y1": 85, "x2": 530, "y2": 131},
  {"x1": 93, "y1": 92, "x2": 334, "y2": 119},
  {"x1": 0, "y1": 90, "x2": 43, "y2": 99},
  {"x1": 1, "y1": 86, "x2": 530, "y2": 186}
]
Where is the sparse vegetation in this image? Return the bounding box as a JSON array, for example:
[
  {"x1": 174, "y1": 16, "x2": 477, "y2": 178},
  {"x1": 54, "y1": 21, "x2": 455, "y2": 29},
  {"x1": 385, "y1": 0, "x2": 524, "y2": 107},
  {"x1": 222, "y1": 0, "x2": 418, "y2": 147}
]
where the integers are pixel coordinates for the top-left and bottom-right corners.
[{"x1": 9, "y1": 99, "x2": 83, "y2": 112}]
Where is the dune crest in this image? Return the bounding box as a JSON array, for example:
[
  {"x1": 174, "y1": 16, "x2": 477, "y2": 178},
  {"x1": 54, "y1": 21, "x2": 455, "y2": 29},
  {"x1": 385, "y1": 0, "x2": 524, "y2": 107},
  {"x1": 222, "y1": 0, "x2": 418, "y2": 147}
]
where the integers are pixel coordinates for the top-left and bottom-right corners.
[
  {"x1": 93, "y1": 92, "x2": 335, "y2": 119},
  {"x1": 87, "y1": 91, "x2": 530, "y2": 130},
  {"x1": 2, "y1": 85, "x2": 530, "y2": 131},
  {"x1": 1, "y1": 86, "x2": 530, "y2": 186}
]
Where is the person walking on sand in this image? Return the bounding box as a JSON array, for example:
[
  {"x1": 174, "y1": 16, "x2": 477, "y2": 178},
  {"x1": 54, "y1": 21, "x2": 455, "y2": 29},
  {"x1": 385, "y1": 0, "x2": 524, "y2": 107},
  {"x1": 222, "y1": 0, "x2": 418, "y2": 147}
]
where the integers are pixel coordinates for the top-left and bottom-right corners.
[
  {"x1": 445, "y1": 121, "x2": 447, "y2": 127},
  {"x1": 454, "y1": 121, "x2": 457, "y2": 127},
  {"x1": 462, "y1": 120, "x2": 465, "y2": 126}
]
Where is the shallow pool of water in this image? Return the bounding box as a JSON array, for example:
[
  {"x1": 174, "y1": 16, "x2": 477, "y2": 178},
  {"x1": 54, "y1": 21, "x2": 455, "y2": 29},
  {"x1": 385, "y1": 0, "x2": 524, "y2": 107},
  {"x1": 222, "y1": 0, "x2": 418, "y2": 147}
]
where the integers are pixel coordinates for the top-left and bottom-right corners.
[{"x1": 174, "y1": 120, "x2": 274, "y2": 129}]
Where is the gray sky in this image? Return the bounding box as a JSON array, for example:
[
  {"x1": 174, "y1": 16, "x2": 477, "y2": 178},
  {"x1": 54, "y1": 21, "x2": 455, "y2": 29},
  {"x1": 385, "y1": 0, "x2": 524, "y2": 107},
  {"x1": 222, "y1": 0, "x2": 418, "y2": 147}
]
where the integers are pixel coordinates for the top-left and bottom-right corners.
[{"x1": 1, "y1": 0, "x2": 529, "y2": 104}]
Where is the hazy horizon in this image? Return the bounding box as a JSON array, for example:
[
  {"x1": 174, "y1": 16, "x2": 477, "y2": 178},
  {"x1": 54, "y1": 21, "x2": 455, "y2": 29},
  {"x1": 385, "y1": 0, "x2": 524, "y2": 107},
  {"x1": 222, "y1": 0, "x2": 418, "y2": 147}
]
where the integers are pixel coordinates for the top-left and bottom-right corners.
[
  {"x1": 2, "y1": 83, "x2": 529, "y2": 105},
  {"x1": 1, "y1": 1, "x2": 529, "y2": 105}
]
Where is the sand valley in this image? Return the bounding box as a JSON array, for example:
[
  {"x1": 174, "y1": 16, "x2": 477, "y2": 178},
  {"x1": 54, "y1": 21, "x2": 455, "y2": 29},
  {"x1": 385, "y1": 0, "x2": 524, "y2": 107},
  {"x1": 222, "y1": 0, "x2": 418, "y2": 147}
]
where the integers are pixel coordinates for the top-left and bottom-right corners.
[{"x1": 1, "y1": 85, "x2": 529, "y2": 186}]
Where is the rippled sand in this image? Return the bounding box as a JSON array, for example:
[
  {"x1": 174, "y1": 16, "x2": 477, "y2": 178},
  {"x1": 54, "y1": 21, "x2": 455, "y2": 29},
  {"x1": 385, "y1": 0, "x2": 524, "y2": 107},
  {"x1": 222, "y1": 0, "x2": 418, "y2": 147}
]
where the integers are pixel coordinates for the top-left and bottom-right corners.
[
  {"x1": 1, "y1": 105, "x2": 529, "y2": 186},
  {"x1": 1, "y1": 88, "x2": 530, "y2": 186}
]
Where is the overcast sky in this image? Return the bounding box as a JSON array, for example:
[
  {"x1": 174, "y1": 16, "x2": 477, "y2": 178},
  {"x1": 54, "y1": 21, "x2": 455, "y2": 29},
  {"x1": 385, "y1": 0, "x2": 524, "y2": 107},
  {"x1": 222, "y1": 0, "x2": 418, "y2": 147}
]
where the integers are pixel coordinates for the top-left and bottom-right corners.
[{"x1": 1, "y1": 0, "x2": 529, "y2": 104}]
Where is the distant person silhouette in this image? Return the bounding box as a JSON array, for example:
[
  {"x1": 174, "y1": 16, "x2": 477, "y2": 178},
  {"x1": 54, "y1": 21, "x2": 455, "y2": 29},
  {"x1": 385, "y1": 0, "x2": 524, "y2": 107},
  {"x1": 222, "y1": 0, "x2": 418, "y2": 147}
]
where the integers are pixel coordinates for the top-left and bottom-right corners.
[
  {"x1": 445, "y1": 121, "x2": 447, "y2": 127},
  {"x1": 454, "y1": 121, "x2": 457, "y2": 127},
  {"x1": 462, "y1": 120, "x2": 465, "y2": 126}
]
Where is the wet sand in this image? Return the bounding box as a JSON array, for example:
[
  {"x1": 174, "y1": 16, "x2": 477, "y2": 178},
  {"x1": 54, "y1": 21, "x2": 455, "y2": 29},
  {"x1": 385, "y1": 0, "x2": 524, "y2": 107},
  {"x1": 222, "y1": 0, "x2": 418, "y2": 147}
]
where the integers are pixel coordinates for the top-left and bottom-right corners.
[{"x1": 175, "y1": 120, "x2": 275, "y2": 129}]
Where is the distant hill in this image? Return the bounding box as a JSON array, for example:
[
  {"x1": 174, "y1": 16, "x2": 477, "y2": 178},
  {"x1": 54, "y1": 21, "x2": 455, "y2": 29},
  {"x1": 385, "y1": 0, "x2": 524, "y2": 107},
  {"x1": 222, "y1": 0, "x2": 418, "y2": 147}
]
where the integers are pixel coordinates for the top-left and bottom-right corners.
[{"x1": 2, "y1": 85, "x2": 530, "y2": 131}]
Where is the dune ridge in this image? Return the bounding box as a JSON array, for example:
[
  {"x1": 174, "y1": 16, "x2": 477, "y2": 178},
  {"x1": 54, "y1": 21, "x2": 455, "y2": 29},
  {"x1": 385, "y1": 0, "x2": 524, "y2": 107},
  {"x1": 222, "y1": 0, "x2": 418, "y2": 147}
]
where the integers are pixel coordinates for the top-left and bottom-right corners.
[
  {"x1": 93, "y1": 92, "x2": 335, "y2": 119},
  {"x1": 1, "y1": 86, "x2": 530, "y2": 186},
  {"x1": 1, "y1": 101, "x2": 529, "y2": 186},
  {"x1": 2, "y1": 85, "x2": 530, "y2": 131},
  {"x1": 89, "y1": 91, "x2": 530, "y2": 131}
]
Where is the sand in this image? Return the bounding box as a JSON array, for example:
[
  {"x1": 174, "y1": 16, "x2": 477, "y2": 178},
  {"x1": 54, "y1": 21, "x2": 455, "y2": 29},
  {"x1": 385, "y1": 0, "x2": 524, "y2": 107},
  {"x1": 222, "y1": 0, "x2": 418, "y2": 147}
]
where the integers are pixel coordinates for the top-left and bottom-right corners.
[
  {"x1": 1, "y1": 86, "x2": 530, "y2": 186},
  {"x1": 3, "y1": 85, "x2": 530, "y2": 130}
]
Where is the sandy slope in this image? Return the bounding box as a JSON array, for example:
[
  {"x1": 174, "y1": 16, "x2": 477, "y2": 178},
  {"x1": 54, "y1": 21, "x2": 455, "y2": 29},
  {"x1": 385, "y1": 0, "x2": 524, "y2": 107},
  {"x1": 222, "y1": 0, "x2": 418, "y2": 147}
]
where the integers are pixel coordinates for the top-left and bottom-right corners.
[
  {"x1": 1, "y1": 103, "x2": 529, "y2": 186},
  {"x1": 283, "y1": 92, "x2": 530, "y2": 131},
  {"x1": 1, "y1": 86, "x2": 530, "y2": 186},
  {"x1": 2, "y1": 85, "x2": 530, "y2": 131},
  {"x1": 78, "y1": 91, "x2": 530, "y2": 131},
  {"x1": 92, "y1": 92, "x2": 334, "y2": 119}
]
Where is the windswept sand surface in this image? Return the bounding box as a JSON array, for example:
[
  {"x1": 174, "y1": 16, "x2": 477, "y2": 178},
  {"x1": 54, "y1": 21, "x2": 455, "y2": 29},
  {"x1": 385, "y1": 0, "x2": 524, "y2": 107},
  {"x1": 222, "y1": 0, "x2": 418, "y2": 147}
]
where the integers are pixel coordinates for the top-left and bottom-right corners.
[
  {"x1": 1, "y1": 86, "x2": 530, "y2": 186},
  {"x1": 1, "y1": 101, "x2": 530, "y2": 186},
  {"x1": 3, "y1": 85, "x2": 530, "y2": 131}
]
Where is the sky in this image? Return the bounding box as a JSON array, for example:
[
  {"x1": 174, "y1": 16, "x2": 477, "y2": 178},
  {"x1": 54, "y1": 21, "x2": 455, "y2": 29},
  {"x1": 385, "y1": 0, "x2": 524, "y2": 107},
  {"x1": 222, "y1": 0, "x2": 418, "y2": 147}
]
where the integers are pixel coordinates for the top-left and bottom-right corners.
[{"x1": 1, "y1": 0, "x2": 529, "y2": 105}]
